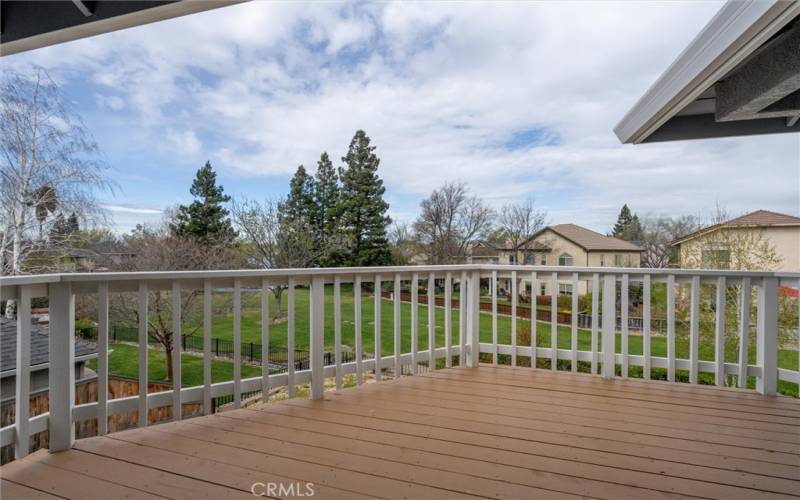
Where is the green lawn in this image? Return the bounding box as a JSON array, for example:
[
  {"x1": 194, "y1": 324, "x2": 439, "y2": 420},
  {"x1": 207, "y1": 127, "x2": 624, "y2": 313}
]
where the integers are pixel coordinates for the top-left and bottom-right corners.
[
  {"x1": 108, "y1": 285, "x2": 798, "y2": 396},
  {"x1": 88, "y1": 343, "x2": 261, "y2": 387}
]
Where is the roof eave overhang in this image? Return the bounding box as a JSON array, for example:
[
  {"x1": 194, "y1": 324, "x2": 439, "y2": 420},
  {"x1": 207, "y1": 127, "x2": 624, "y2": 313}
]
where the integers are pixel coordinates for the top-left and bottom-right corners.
[
  {"x1": 614, "y1": 0, "x2": 800, "y2": 144},
  {"x1": 0, "y1": 1, "x2": 248, "y2": 57}
]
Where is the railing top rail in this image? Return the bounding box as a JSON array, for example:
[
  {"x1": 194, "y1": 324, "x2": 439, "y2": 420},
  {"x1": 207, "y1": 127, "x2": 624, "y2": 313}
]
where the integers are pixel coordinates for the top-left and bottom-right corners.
[{"x1": 1, "y1": 264, "x2": 798, "y2": 286}]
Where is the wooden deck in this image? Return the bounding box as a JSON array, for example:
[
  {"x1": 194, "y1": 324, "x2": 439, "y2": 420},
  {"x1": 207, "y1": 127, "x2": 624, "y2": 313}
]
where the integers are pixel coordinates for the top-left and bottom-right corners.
[{"x1": 2, "y1": 365, "x2": 799, "y2": 499}]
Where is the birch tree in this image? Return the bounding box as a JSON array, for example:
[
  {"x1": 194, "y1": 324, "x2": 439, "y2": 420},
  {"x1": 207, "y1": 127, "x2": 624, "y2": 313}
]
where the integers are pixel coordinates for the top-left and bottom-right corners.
[{"x1": 1, "y1": 69, "x2": 111, "y2": 278}]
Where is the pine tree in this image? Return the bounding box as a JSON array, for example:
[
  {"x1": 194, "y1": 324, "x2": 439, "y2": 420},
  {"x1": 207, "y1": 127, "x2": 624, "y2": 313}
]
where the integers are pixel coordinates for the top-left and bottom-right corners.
[
  {"x1": 314, "y1": 152, "x2": 340, "y2": 265},
  {"x1": 281, "y1": 165, "x2": 316, "y2": 224},
  {"x1": 338, "y1": 130, "x2": 392, "y2": 266},
  {"x1": 171, "y1": 161, "x2": 237, "y2": 245},
  {"x1": 612, "y1": 204, "x2": 643, "y2": 241}
]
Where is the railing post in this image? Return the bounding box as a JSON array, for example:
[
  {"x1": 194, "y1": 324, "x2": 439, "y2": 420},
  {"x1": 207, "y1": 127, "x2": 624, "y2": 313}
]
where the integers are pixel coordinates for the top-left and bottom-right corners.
[
  {"x1": 48, "y1": 282, "x2": 75, "y2": 452},
  {"x1": 757, "y1": 277, "x2": 778, "y2": 395},
  {"x1": 467, "y1": 270, "x2": 481, "y2": 367},
  {"x1": 310, "y1": 275, "x2": 325, "y2": 400},
  {"x1": 601, "y1": 274, "x2": 616, "y2": 379},
  {"x1": 15, "y1": 285, "x2": 32, "y2": 458}
]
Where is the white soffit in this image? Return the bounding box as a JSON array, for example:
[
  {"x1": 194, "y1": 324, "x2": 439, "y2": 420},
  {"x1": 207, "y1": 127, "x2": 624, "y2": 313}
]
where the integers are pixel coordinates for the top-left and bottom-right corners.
[{"x1": 615, "y1": 0, "x2": 800, "y2": 144}]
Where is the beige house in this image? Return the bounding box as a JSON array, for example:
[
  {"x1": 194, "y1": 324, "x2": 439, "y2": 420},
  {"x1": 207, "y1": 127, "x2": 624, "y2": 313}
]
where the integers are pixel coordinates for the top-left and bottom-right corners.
[
  {"x1": 529, "y1": 224, "x2": 642, "y2": 296},
  {"x1": 671, "y1": 210, "x2": 800, "y2": 272},
  {"x1": 468, "y1": 224, "x2": 642, "y2": 296}
]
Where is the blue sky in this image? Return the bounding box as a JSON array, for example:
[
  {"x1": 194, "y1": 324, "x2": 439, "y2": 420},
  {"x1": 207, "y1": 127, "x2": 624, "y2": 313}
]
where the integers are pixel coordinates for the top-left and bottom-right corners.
[{"x1": 4, "y1": 1, "x2": 799, "y2": 233}]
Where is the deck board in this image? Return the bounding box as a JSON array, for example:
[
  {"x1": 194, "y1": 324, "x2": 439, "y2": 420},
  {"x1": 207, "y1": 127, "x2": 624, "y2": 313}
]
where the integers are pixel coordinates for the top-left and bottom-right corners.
[{"x1": 2, "y1": 366, "x2": 799, "y2": 499}]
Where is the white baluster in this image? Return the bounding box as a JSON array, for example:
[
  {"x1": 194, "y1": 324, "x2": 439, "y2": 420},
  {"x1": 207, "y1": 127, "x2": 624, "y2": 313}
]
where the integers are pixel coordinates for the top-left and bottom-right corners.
[
  {"x1": 428, "y1": 272, "x2": 435, "y2": 371},
  {"x1": 354, "y1": 275, "x2": 363, "y2": 385},
  {"x1": 445, "y1": 272, "x2": 452, "y2": 368},
  {"x1": 551, "y1": 272, "x2": 558, "y2": 370},
  {"x1": 261, "y1": 278, "x2": 270, "y2": 402},
  {"x1": 621, "y1": 274, "x2": 629, "y2": 378},
  {"x1": 531, "y1": 271, "x2": 538, "y2": 369},
  {"x1": 334, "y1": 276, "x2": 342, "y2": 389},
  {"x1": 288, "y1": 277, "x2": 296, "y2": 397},
  {"x1": 97, "y1": 282, "x2": 109, "y2": 435},
  {"x1": 48, "y1": 282, "x2": 75, "y2": 452},
  {"x1": 411, "y1": 272, "x2": 418, "y2": 374},
  {"x1": 233, "y1": 278, "x2": 242, "y2": 408},
  {"x1": 737, "y1": 277, "x2": 751, "y2": 388},
  {"x1": 571, "y1": 272, "x2": 578, "y2": 373},
  {"x1": 511, "y1": 271, "x2": 518, "y2": 367},
  {"x1": 667, "y1": 274, "x2": 676, "y2": 382},
  {"x1": 492, "y1": 270, "x2": 498, "y2": 366},
  {"x1": 138, "y1": 281, "x2": 148, "y2": 427},
  {"x1": 591, "y1": 273, "x2": 599, "y2": 375},
  {"x1": 601, "y1": 274, "x2": 616, "y2": 379},
  {"x1": 689, "y1": 275, "x2": 700, "y2": 384},
  {"x1": 171, "y1": 280, "x2": 182, "y2": 420},
  {"x1": 643, "y1": 275, "x2": 651, "y2": 380},
  {"x1": 310, "y1": 275, "x2": 325, "y2": 400},
  {"x1": 374, "y1": 274, "x2": 382, "y2": 381},
  {"x1": 714, "y1": 276, "x2": 726, "y2": 386},
  {"x1": 203, "y1": 280, "x2": 212, "y2": 414},
  {"x1": 394, "y1": 274, "x2": 401, "y2": 378}
]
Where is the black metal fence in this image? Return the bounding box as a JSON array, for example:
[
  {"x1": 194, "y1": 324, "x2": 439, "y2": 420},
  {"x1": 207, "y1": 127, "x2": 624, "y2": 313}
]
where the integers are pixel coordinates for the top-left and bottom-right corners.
[{"x1": 76, "y1": 326, "x2": 356, "y2": 370}]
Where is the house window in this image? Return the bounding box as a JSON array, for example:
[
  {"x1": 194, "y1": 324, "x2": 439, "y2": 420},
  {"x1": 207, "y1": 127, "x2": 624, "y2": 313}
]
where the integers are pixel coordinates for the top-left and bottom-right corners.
[
  {"x1": 558, "y1": 253, "x2": 574, "y2": 266},
  {"x1": 701, "y1": 242, "x2": 731, "y2": 269},
  {"x1": 524, "y1": 253, "x2": 534, "y2": 264},
  {"x1": 559, "y1": 283, "x2": 573, "y2": 296},
  {"x1": 614, "y1": 254, "x2": 623, "y2": 267},
  {"x1": 540, "y1": 282, "x2": 547, "y2": 296},
  {"x1": 539, "y1": 254, "x2": 547, "y2": 265},
  {"x1": 509, "y1": 254, "x2": 516, "y2": 264}
]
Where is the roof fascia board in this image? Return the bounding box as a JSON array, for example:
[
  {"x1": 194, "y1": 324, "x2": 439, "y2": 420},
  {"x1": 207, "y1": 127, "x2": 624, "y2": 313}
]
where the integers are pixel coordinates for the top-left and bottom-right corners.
[{"x1": 614, "y1": 0, "x2": 800, "y2": 144}]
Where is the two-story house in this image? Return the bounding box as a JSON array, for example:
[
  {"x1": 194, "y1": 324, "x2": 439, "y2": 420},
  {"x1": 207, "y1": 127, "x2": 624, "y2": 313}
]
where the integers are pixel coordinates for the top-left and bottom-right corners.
[
  {"x1": 671, "y1": 210, "x2": 800, "y2": 272},
  {"x1": 468, "y1": 224, "x2": 642, "y2": 297}
]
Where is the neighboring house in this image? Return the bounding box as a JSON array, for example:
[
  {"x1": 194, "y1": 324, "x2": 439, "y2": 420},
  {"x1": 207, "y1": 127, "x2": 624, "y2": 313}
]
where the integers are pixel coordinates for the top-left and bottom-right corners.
[
  {"x1": 528, "y1": 224, "x2": 642, "y2": 296},
  {"x1": 466, "y1": 224, "x2": 642, "y2": 296},
  {"x1": 671, "y1": 210, "x2": 800, "y2": 271},
  {"x1": 465, "y1": 240, "x2": 551, "y2": 266},
  {"x1": 0, "y1": 319, "x2": 98, "y2": 405}
]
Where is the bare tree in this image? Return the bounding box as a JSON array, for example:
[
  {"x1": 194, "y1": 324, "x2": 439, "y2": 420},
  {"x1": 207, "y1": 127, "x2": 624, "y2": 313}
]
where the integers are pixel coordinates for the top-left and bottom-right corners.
[
  {"x1": 1, "y1": 69, "x2": 112, "y2": 279},
  {"x1": 388, "y1": 222, "x2": 417, "y2": 264},
  {"x1": 109, "y1": 223, "x2": 236, "y2": 380},
  {"x1": 413, "y1": 182, "x2": 494, "y2": 264},
  {"x1": 497, "y1": 197, "x2": 548, "y2": 263},
  {"x1": 639, "y1": 215, "x2": 703, "y2": 268},
  {"x1": 231, "y1": 198, "x2": 327, "y2": 318}
]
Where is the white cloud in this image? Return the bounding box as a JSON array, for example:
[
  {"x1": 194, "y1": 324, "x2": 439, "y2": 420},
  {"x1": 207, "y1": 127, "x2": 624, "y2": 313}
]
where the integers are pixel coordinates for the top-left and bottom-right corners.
[{"x1": 5, "y1": 0, "x2": 798, "y2": 233}]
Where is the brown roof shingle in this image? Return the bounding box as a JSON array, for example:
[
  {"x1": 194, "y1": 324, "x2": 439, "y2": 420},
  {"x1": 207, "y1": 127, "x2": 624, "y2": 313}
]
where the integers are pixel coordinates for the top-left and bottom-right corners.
[
  {"x1": 671, "y1": 210, "x2": 800, "y2": 245},
  {"x1": 535, "y1": 224, "x2": 642, "y2": 252}
]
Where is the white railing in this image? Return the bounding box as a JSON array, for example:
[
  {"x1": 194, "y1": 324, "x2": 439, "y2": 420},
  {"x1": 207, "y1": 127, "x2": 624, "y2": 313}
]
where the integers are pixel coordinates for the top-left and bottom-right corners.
[{"x1": 1, "y1": 264, "x2": 798, "y2": 460}]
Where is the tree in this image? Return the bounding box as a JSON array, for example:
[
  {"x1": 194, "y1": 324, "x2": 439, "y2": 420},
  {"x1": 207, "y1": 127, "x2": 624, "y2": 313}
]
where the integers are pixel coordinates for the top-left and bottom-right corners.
[
  {"x1": 231, "y1": 198, "x2": 326, "y2": 318},
  {"x1": 639, "y1": 215, "x2": 703, "y2": 268},
  {"x1": 497, "y1": 197, "x2": 548, "y2": 263},
  {"x1": 338, "y1": 130, "x2": 392, "y2": 266},
  {"x1": 612, "y1": 204, "x2": 643, "y2": 241},
  {"x1": 1, "y1": 68, "x2": 112, "y2": 279},
  {"x1": 413, "y1": 182, "x2": 494, "y2": 264},
  {"x1": 313, "y1": 153, "x2": 341, "y2": 265},
  {"x1": 171, "y1": 161, "x2": 237, "y2": 245},
  {"x1": 112, "y1": 223, "x2": 236, "y2": 379}
]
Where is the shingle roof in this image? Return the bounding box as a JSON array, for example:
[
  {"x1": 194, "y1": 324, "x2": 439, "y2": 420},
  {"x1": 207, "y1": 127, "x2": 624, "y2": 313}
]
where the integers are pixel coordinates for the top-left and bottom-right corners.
[
  {"x1": 536, "y1": 224, "x2": 643, "y2": 252},
  {"x1": 0, "y1": 319, "x2": 97, "y2": 373},
  {"x1": 723, "y1": 210, "x2": 800, "y2": 227},
  {"x1": 671, "y1": 210, "x2": 800, "y2": 245}
]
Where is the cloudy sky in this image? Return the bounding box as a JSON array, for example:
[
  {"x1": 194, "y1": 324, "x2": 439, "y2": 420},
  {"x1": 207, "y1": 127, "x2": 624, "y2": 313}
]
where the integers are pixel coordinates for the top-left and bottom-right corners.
[{"x1": 5, "y1": 0, "x2": 799, "y2": 233}]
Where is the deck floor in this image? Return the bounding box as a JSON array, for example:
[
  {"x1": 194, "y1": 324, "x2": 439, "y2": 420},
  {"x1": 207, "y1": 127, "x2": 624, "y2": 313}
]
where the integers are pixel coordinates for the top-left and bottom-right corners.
[{"x1": 2, "y1": 365, "x2": 799, "y2": 499}]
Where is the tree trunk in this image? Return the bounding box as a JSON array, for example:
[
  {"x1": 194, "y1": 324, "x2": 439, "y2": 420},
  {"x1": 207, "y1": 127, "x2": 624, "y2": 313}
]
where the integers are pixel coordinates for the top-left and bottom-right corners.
[
  {"x1": 165, "y1": 346, "x2": 174, "y2": 381},
  {"x1": 272, "y1": 287, "x2": 284, "y2": 320}
]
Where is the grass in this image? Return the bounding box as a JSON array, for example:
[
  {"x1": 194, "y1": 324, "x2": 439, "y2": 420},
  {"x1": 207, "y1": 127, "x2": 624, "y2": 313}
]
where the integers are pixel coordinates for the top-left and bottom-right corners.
[
  {"x1": 88, "y1": 343, "x2": 261, "y2": 387},
  {"x1": 109, "y1": 285, "x2": 798, "y2": 397}
]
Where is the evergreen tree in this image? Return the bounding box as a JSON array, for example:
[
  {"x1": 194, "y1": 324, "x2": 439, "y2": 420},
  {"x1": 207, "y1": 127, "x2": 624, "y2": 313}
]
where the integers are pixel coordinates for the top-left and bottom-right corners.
[
  {"x1": 281, "y1": 165, "x2": 316, "y2": 224},
  {"x1": 314, "y1": 152, "x2": 340, "y2": 265},
  {"x1": 338, "y1": 130, "x2": 392, "y2": 266},
  {"x1": 612, "y1": 204, "x2": 643, "y2": 241},
  {"x1": 171, "y1": 161, "x2": 237, "y2": 245}
]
